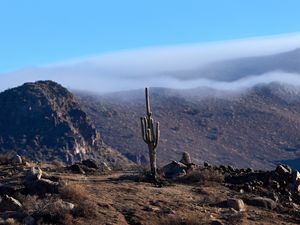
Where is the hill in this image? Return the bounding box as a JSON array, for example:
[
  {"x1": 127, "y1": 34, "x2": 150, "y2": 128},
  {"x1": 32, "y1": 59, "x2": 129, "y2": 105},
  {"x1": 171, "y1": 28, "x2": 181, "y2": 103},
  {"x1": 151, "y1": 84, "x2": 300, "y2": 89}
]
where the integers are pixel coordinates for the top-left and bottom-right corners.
[
  {"x1": 77, "y1": 83, "x2": 300, "y2": 170},
  {"x1": 0, "y1": 80, "x2": 127, "y2": 165}
]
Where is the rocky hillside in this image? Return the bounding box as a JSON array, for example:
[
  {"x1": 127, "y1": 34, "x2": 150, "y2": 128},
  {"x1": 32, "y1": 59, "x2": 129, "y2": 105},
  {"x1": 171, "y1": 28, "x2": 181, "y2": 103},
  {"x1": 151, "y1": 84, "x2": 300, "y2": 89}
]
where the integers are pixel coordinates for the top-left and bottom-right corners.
[
  {"x1": 0, "y1": 81, "x2": 127, "y2": 165},
  {"x1": 77, "y1": 83, "x2": 300, "y2": 170}
]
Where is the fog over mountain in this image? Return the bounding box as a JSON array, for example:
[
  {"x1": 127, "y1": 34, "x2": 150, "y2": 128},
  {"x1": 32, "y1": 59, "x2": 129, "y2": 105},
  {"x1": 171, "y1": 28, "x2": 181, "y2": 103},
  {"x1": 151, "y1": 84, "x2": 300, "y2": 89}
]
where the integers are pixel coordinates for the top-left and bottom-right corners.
[{"x1": 1, "y1": 34, "x2": 300, "y2": 93}]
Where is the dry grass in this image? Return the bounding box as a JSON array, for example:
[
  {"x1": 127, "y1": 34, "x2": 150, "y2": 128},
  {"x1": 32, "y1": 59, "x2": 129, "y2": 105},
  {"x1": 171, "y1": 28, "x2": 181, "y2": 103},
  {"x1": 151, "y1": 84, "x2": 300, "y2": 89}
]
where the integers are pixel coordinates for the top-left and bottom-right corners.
[
  {"x1": 178, "y1": 168, "x2": 224, "y2": 184},
  {"x1": 21, "y1": 195, "x2": 75, "y2": 225},
  {"x1": 159, "y1": 215, "x2": 205, "y2": 225},
  {"x1": 59, "y1": 183, "x2": 89, "y2": 203}
]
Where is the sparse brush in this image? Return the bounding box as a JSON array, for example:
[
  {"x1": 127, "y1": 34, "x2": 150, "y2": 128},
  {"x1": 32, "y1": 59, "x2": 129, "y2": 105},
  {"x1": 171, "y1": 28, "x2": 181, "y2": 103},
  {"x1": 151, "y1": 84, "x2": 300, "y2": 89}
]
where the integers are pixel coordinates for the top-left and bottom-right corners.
[
  {"x1": 59, "y1": 184, "x2": 89, "y2": 203},
  {"x1": 72, "y1": 200, "x2": 98, "y2": 218},
  {"x1": 22, "y1": 195, "x2": 74, "y2": 224}
]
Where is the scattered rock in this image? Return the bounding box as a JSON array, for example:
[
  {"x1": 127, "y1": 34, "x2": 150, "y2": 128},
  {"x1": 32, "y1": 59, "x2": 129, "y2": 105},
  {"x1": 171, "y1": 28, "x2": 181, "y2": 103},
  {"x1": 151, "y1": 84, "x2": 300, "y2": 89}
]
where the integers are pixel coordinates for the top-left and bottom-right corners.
[
  {"x1": 245, "y1": 197, "x2": 277, "y2": 209},
  {"x1": 0, "y1": 195, "x2": 22, "y2": 211},
  {"x1": 180, "y1": 152, "x2": 192, "y2": 165},
  {"x1": 227, "y1": 198, "x2": 246, "y2": 211}
]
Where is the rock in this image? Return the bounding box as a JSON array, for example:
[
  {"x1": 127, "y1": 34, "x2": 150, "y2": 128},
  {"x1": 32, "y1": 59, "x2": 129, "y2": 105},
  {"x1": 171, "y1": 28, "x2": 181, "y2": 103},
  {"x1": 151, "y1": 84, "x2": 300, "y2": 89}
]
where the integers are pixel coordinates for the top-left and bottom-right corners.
[
  {"x1": 211, "y1": 220, "x2": 224, "y2": 225},
  {"x1": 82, "y1": 159, "x2": 98, "y2": 169},
  {"x1": 143, "y1": 205, "x2": 160, "y2": 212},
  {"x1": 179, "y1": 152, "x2": 192, "y2": 165},
  {"x1": 11, "y1": 154, "x2": 22, "y2": 164},
  {"x1": 276, "y1": 164, "x2": 292, "y2": 177},
  {"x1": 26, "y1": 167, "x2": 42, "y2": 181},
  {"x1": 245, "y1": 197, "x2": 277, "y2": 209},
  {"x1": 160, "y1": 207, "x2": 175, "y2": 214},
  {"x1": 227, "y1": 198, "x2": 246, "y2": 211},
  {"x1": 23, "y1": 216, "x2": 35, "y2": 225},
  {"x1": 292, "y1": 170, "x2": 300, "y2": 193},
  {"x1": 0, "y1": 184, "x2": 20, "y2": 195},
  {"x1": 162, "y1": 161, "x2": 187, "y2": 179},
  {"x1": 267, "y1": 192, "x2": 279, "y2": 202},
  {"x1": 204, "y1": 161, "x2": 211, "y2": 167},
  {"x1": 227, "y1": 165, "x2": 235, "y2": 172},
  {"x1": 245, "y1": 168, "x2": 254, "y2": 173},
  {"x1": 0, "y1": 195, "x2": 22, "y2": 211},
  {"x1": 99, "y1": 162, "x2": 112, "y2": 172},
  {"x1": 25, "y1": 178, "x2": 59, "y2": 195},
  {"x1": 60, "y1": 201, "x2": 75, "y2": 210},
  {"x1": 69, "y1": 164, "x2": 85, "y2": 174}
]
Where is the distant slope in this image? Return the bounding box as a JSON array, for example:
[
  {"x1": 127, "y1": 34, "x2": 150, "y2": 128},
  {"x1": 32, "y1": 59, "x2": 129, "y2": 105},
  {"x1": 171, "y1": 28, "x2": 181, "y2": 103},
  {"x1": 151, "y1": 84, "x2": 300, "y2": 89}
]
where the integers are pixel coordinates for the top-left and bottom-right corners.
[
  {"x1": 77, "y1": 83, "x2": 300, "y2": 170},
  {"x1": 170, "y1": 48, "x2": 300, "y2": 81},
  {"x1": 0, "y1": 81, "x2": 128, "y2": 165}
]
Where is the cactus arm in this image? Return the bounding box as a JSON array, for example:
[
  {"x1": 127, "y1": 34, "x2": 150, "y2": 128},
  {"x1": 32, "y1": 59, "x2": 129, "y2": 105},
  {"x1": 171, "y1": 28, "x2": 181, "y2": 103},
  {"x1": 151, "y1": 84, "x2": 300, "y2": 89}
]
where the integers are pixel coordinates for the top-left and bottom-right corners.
[
  {"x1": 150, "y1": 118, "x2": 154, "y2": 140},
  {"x1": 154, "y1": 122, "x2": 160, "y2": 148},
  {"x1": 140, "y1": 117, "x2": 147, "y2": 142},
  {"x1": 145, "y1": 87, "x2": 152, "y2": 116}
]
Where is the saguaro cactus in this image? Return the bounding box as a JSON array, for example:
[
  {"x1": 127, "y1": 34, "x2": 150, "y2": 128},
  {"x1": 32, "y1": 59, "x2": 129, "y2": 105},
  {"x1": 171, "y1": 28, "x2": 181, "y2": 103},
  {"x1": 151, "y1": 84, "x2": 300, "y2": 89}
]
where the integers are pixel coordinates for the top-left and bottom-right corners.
[{"x1": 140, "y1": 87, "x2": 160, "y2": 179}]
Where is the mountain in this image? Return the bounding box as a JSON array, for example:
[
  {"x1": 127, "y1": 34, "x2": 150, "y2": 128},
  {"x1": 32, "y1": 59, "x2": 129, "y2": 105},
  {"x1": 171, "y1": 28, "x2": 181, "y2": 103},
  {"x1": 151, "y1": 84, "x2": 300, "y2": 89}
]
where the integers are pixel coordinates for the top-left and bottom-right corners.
[
  {"x1": 169, "y1": 48, "x2": 300, "y2": 81},
  {"x1": 0, "y1": 80, "x2": 127, "y2": 165},
  {"x1": 77, "y1": 83, "x2": 300, "y2": 170}
]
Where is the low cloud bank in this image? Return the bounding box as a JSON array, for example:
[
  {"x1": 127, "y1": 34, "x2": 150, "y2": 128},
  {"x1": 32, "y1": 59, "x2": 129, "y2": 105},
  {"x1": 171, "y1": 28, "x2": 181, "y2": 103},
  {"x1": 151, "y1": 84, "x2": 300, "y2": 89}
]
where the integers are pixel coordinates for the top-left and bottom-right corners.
[{"x1": 1, "y1": 33, "x2": 300, "y2": 93}]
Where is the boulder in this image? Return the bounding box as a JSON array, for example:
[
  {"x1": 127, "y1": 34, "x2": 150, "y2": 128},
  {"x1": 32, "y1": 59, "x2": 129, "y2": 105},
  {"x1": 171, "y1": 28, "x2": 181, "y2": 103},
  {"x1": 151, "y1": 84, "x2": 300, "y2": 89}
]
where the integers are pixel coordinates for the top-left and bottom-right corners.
[
  {"x1": 0, "y1": 195, "x2": 22, "y2": 211},
  {"x1": 292, "y1": 170, "x2": 300, "y2": 193},
  {"x1": 59, "y1": 201, "x2": 75, "y2": 211},
  {"x1": 276, "y1": 164, "x2": 292, "y2": 177},
  {"x1": 179, "y1": 152, "x2": 192, "y2": 165},
  {"x1": 26, "y1": 167, "x2": 42, "y2": 181},
  {"x1": 25, "y1": 178, "x2": 59, "y2": 195},
  {"x1": 68, "y1": 164, "x2": 85, "y2": 174},
  {"x1": 227, "y1": 198, "x2": 246, "y2": 211},
  {"x1": 162, "y1": 161, "x2": 187, "y2": 179},
  {"x1": 82, "y1": 159, "x2": 98, "y2": 169},
  {"x1": 11, "y1": 154, "x2": 22, "y2": 164},
  {"x1": 204, "y1": 161, "x2": 211, "y2": 167},
  {"x1": 0, "y1": 184, "x2": 20, "y2": 196},
  {"x1": 99, "y1": 162, "x2": 112, "y2": 172},
  {"x1": 23, "y1": 216, "x2": 35, "y2": 225},
  {"x1": 245, "y1": 197, "x2": 276, "y2": 209}
]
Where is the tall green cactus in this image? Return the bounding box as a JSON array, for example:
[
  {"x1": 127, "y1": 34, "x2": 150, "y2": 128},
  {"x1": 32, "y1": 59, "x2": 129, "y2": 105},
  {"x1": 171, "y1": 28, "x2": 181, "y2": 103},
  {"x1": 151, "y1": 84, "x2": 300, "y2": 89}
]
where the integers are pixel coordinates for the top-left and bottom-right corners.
[{"x1": 140, "y1": 87, "x2": 160, "y2": 179}]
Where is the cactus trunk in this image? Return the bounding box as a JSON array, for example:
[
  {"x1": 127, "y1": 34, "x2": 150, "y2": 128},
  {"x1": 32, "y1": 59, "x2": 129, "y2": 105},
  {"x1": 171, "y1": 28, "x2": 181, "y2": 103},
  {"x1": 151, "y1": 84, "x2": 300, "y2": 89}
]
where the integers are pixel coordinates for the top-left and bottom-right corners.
[{"x1": 140, "y1": 87, "x2": 160, "y2": 180}]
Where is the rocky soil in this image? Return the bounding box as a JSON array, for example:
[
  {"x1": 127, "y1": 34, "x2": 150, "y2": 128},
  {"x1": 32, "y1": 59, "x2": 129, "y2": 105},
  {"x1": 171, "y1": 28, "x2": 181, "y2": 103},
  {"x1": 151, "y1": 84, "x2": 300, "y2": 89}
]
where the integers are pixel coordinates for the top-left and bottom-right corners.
[{"x1": 1, "y1": 153, "x2": 300, "y2": 225}]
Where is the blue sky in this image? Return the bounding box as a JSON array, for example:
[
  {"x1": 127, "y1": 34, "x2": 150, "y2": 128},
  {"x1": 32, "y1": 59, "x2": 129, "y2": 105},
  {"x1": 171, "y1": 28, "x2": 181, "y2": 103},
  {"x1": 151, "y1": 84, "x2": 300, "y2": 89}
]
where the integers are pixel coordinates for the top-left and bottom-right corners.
[{"x1": 1, "y1": 0, "x2": 300, "y2": 73}]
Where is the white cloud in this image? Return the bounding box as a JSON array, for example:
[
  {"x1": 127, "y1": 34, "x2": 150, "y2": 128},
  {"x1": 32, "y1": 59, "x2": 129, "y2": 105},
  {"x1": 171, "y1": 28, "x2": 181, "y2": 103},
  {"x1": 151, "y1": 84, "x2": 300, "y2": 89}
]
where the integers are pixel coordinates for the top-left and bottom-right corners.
[{"x1": 1, "y1": 33, "x2": 300, "y2": 93}]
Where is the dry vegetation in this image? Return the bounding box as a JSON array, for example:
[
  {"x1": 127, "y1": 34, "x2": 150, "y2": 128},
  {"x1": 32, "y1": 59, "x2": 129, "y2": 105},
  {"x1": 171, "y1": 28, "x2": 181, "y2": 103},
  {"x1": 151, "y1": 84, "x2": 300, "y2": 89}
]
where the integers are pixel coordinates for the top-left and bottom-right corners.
[{"x1": 1, "y1": 161, "x2": 300, "y2": 225}]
